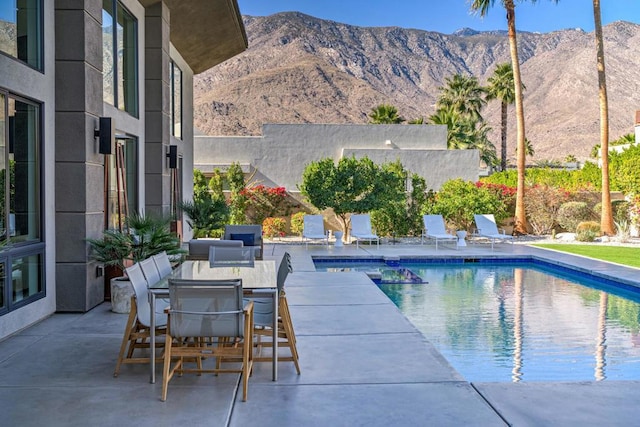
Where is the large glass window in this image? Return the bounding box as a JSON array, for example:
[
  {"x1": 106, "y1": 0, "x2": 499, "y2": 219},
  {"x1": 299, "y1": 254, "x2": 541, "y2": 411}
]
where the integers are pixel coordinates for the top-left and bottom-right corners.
[
  {"x1": 106, "y1": 138, "x2": 137, "y2": 230},
  {"x1": 102, "y1": 1, "x2": 138, "y2": 116},
  {"x1": 0, "y1": 0, "x2": 42, "y2": 70},
  {"x1": 0, "y1": 91, "x2": 44, "y2": 314},
  {"x1": 170, "y1": 61, "x2": 182, "y2": 139}
]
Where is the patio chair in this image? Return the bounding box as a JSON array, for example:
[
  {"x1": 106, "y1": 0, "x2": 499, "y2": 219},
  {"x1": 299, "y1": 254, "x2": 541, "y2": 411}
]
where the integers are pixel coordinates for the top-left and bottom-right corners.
[
  {"x1": 187, "y1": 238, "x2": 243, "y2": 260},
  {"x1": 209, "y1": 246, "x2": 255, "y2": 267},
  {"x1": 473, "y1": 214, "x2": 514, "y2": 250},
  {"x1": 113, "y1": 263, "x2": 168, "y2": 377},
  {"x1": 350, "y1": 214, "x2": 379, "y2": 249},
  {"x1": 140, "y1": 257, "x2": 162, "y2": 286},
  {"x1": 224, "y1": 224, "x2": 264, "y2": 259},
  {"x1": 421, "y1": 214, "x2": 457, "y2": 250},
  {"x1": 247, "y1": 252, "x2": 300, "y2": 374},
  {"x1": 152, "y1": 251, "x2": 173, "y2": 278},
  {"x1": 161, "y1": 278, "x2": 254, "y2": 402},
  {"x1": 302, "y1": 215, "x2": 328, "y2": 248}
]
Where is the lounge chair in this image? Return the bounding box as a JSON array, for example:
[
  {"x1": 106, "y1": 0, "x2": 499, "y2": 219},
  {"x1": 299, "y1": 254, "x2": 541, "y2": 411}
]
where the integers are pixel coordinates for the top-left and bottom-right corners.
[
  {"x1": 350, "y1": 214, "x2": 379, "y2": 249},
  {"x1": 473, "y1": 214, "x2": 514, "y2": 250},
  {"x1": 421, "y1": 214, "x2": 457, "y2": 250},
  {"x1": 302, "y1": 215, "x2": 328, "y2": 248}
]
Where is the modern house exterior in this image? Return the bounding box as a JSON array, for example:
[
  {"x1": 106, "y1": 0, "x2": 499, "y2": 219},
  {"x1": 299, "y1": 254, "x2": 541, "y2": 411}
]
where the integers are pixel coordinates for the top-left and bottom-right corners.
[
  {"x1": 0, "y1": 0, "x2": 247, "y2": 340},
  {"x1": 194, "y1": 123, "x2": 480, "y2": 198}
]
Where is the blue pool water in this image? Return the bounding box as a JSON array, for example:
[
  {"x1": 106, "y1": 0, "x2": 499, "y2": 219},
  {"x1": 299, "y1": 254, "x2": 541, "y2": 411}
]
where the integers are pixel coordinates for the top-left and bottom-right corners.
[{"x1": 314, "y1": 259, "x2": 640, "y2": 382}]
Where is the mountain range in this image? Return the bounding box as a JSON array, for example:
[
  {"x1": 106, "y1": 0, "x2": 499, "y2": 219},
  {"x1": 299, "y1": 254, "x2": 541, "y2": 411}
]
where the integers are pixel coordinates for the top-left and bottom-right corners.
[{"x1": 193, "y1": 12, "x2": 640, "y2": 162}]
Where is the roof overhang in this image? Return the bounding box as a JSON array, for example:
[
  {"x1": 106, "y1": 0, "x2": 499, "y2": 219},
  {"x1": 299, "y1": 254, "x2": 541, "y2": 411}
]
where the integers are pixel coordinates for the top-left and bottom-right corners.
[{"x1": 140, "y1": 0, "x2": 248, "y2": 74}]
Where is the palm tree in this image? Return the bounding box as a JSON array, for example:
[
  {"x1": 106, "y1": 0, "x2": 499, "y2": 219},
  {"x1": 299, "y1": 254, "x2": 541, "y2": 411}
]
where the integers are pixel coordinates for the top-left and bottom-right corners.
[
  {"x1": 368, "y1": 104, "x2": 405, "y2": 124},
  {"x1": 429, "y1": 107, "x2": 497, "y2": 167},
  {"x1": 593, "y1": 0, "x2": 614, "y2": 236},
  {"x1": 486, "y1": 63, "x2": 519, "y2": 171},
  {"x1": 436, "y1": 74, "x2": 486, "y2": 122},
  {"x1": 470, "y1": 0, "x2": 559, "y2": 234}
]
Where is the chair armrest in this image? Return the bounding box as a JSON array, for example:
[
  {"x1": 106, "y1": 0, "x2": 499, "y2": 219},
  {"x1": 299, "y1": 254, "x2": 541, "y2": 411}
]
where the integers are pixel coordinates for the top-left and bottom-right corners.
[{"x1": 243, "y1": 300, "x2": 254, "y2": 314}]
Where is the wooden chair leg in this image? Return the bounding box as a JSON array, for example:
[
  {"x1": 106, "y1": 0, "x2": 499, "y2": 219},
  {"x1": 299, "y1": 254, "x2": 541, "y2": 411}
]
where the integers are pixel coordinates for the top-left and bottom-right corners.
[
  {"x1": 161, "y1": 335, "x2": 173, "y2": 402},
  {"x1": 114, "y1": 297, "x2": 138, "y2": 377},
  {"x1": 279, "y1": 297, "x2": 301, "y2": 374}
]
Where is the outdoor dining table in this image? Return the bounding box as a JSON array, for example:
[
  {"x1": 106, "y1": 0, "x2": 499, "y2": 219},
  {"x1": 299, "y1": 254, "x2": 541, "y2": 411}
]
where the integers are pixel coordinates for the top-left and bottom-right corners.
[{"x1": 148, "y1": 259, "x2": 279, "y2": 384}]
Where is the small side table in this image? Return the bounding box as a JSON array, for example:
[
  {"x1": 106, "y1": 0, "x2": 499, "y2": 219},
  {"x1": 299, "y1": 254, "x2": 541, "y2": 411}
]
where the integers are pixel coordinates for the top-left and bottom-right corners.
[
  {"x1": 456, "y1": 230, "x2": 467, "y2": 248},
  {"x1": 334, "y1": 231, "x2": 344, "y2": 247}
]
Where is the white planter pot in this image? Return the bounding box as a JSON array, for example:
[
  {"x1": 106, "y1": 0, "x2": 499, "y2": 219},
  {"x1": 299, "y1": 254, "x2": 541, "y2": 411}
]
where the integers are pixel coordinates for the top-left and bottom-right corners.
[{"x1": 110, "y1": 276, "x2": 134, "y2": 313}]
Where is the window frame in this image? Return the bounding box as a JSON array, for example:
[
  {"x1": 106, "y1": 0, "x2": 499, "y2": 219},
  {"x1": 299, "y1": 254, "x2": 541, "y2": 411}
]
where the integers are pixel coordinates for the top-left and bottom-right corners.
[
  {"x1": 0, "y1": 0, "x2": 44, "y2": 71},
  {"x1": 0, "y1": 89, "x2": 45, "y2": 315},
  {"x1": 102, "y1": 0, "x2": 139, "y2": 117}
]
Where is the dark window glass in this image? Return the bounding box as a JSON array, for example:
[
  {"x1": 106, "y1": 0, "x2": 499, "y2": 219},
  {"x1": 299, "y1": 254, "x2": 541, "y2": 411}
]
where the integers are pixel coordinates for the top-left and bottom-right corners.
[
  {"x1": 11, "y1": 252, "x2": 42, "y2": 304},
  {"x1": 0, "y1": 0, "x2": 42, "y2": 70},
  {"x1": 102, "y1": 1, "x2": 138, "y2": 116},
  {"x1": 107, "y1": 138, "x2": 137, "y2": 230},
  {"x1": 8, "y1": 97, "x2": 40, "y2": 244}
]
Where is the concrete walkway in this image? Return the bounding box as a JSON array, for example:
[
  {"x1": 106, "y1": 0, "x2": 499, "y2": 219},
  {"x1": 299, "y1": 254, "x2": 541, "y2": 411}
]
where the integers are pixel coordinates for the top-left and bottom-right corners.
[{"x1": 2, "y1": 241, "x2": 640, "y2": 426}]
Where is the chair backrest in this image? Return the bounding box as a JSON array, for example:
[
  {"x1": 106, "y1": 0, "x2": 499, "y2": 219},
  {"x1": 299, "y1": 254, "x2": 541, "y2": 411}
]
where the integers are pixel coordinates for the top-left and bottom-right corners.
[
  {"x1": 209, "y1": 246, "x2": 255, "y2": 266},
  {"x1": 223, "y1": 225, "x2": 262, "y2": 246},
  {"x1": 351, "y1": 214, "x2": 372, "y2": 235},
  {"x1": 168, "y1": 278, "x2": 244, "y2": 338},
  {"x1": 474, "y1": 214, "x2": 499, "y2": 235},
  {"x1": 303, "y1": 215, "x2": 325, "y2": 237},
  {"x1": 140, "y1": 257, "x2": 161, "y2": 286},
  {"x1": 423, "y1": 215, "x2": 448, "y2": 235},
  {"x1": 284, "y1": 251, "x2": 293, "y2": 273},
  {"x1": 188, "y1": 238, "x2": 243, "y2": 260},
  {"x1": 125, "y1": 263, "x2": 152, "y2": 327},
  {"x1": 152, "y1": 251, "x2": 173, "y2": 278},
  {"x1": 277, "y1": 252, "x2": 290, "y2": 292}
]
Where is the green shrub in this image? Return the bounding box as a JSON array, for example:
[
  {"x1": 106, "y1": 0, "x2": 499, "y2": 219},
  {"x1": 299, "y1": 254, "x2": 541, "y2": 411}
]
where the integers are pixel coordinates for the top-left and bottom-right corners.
[
  {"x1": 290, "y1": 212, "x2": 305, "y2": 236},
  {"x1": 576, "y1": 230, "x2": 597, "y2": 242},
  {"x1": 557, "y1": 201, "x2": 594, "y2": 232},
  {"x1": 524, "y1": 185, "x2": 569, "y2": 235},
  {"x1": 575, "y1": 220, "x2": 600, "y2": 242},
  {"x1": 576, "y1": 221, "x2": 601, "y2": 234},
  {"x1": 262, "y1": 217, "x2": 287, "y2": 238},
  {"x1": 431, "y1": 179, "x2": 506, "y2": 232}
]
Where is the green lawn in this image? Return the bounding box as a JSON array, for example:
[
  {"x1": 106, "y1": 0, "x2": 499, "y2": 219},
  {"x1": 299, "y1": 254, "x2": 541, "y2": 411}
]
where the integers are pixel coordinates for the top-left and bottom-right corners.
[{"x1": 533, "y1": 244, "x2": 640, "y2": 268}]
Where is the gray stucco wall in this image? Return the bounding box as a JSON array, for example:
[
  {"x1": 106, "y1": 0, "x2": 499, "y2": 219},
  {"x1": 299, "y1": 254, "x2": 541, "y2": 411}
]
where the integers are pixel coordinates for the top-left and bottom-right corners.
[{"x1": 195, "y1": 123, "x2": 479, "y2": 192}]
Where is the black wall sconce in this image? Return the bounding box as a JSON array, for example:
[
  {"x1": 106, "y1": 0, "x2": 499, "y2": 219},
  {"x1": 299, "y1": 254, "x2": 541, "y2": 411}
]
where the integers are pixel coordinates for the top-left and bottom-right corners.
[
  {"x1": 167, "y1": 145, "x2": 178, "y2": 169},
  {"x1": 95, "y1": 117, "x2": 115, "y2": 154},
  {"x1": 8, "y1": 116, "x2": 14, "y2": 154}
]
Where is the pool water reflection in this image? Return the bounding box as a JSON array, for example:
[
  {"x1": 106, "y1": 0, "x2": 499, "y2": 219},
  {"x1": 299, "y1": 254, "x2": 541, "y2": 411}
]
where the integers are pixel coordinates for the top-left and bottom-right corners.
[{"x1": 380, "y1": 263, "x2": 640, "y2": 382}]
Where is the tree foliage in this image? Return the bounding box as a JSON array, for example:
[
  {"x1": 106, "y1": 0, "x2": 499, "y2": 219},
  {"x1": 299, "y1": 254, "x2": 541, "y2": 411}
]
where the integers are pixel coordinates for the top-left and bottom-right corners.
[
  {"x1": 299, "y1": 156, "x2": 403, "y2": 234},
  {"x1": 486, "y1": 63, "x2": 518, "y2": 171},
  {"x1": 227, "y1": 162, "x2": 247, "y2": 224},
  {"x1": 179, "y1": 169, "x2": 229, "y2": 238},
  {"x1": 368, "y1": 104, "x2": 405, "y2": 124},
  {"x1": 430, "y1": 179, "x2": 507, "y2": 232}
]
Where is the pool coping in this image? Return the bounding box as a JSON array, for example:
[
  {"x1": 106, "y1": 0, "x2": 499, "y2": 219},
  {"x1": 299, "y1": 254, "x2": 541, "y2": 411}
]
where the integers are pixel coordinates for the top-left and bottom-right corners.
[{"x1": 311, "y1": 249, "x2": 640, "y2": 292}]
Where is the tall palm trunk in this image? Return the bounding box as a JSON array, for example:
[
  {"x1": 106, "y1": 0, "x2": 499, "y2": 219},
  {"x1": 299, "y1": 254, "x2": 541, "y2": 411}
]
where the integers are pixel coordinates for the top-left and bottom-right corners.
[
  {"x1": 593, "y1": 0, "x2": 615, "y2": 235},
  {"x1": 506, "y1": 1, "x2": 527, "y2": 234},
  {"x1": 500, "y1": 101, "x2": 508, "y2": 171}
]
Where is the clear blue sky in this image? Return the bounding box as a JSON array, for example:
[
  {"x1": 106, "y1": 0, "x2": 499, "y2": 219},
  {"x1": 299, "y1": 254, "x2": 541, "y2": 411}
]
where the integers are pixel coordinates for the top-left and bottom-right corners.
[{"x1": 237, "y1": 0, "x2": 640, "y2": 34}]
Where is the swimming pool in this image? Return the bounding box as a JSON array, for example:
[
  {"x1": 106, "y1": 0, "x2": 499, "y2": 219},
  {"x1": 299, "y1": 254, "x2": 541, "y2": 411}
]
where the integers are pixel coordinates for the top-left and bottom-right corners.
[{"x1": 314, "y1": 258, "x2": 640, "y2": 382}]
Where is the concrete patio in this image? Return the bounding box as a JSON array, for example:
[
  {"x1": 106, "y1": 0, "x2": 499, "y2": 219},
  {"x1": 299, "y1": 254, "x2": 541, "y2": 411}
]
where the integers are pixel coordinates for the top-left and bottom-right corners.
[{"x1": 2, "y1": 240, "x2": 640, "y2": 426}]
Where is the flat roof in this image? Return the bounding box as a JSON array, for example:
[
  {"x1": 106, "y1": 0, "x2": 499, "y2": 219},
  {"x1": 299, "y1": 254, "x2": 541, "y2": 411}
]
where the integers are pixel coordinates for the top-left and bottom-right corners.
[{"x1": 141, "y1": 0, "x2": 248, "y2": 74}]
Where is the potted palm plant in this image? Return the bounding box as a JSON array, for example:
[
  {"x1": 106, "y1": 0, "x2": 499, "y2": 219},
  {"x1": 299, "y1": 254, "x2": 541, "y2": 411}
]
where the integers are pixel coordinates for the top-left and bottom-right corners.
[{"x1": 88, "y1": 212, "x2": 186, "y2": 313}]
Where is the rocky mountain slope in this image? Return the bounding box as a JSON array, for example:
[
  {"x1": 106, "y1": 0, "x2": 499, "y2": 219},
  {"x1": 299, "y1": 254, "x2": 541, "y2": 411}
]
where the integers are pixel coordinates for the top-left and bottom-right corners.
[{"x1": 194, "y1": 12, "x2": 640, "y2": 162}]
